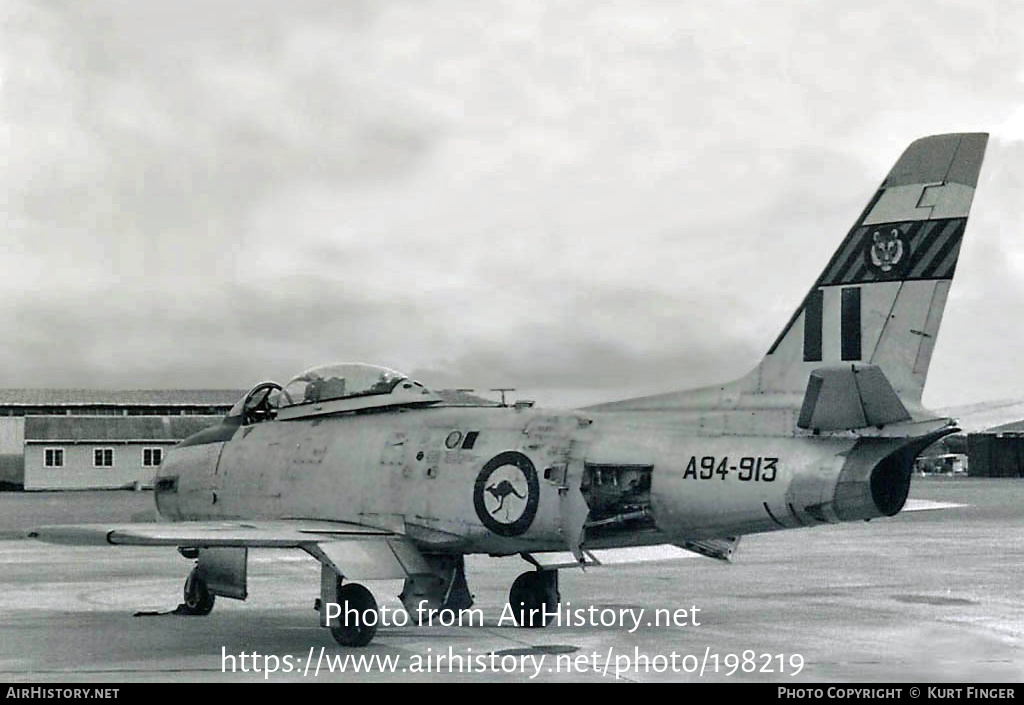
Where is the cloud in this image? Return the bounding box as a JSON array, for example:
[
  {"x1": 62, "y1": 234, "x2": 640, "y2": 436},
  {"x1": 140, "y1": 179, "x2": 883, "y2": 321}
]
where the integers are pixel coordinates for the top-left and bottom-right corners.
[{"x1": 2, "y1": 0, "x2": 1023, "y2": 406}]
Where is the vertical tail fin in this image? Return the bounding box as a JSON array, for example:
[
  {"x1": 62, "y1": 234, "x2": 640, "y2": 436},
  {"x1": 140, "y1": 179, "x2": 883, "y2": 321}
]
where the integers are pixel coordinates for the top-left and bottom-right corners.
[
  {"x1": 758, "y1": 133, "x2": 988, "y2": 406},
  {"x1": 588, "y1": 133, "x2": 988, "y2": 417}
]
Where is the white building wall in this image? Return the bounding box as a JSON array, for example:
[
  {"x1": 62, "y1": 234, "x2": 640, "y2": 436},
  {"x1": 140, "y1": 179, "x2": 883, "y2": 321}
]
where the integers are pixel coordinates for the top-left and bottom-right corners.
[{"x1": 23, "y1": 442, "x2": 178, "y2": 490}]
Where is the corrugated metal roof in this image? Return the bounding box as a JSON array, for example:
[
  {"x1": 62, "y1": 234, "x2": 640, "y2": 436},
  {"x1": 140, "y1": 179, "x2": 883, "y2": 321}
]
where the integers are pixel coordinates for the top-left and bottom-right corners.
[
  {"x1": 24, "y1": 416, "x2": 223, "y2": 442},
  {"x1": 0, "y1": 389, "x2": 245, "y2": 407}
]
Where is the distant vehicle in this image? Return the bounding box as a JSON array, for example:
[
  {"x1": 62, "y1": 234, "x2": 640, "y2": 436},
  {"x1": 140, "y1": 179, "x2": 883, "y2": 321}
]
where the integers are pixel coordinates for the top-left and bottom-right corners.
[
  {"x1": 28, "y1": 133, "x2": 988, "y2": 647},
  {"x1": 916, "y1": 453, "x2": 968, "y2": 475}
]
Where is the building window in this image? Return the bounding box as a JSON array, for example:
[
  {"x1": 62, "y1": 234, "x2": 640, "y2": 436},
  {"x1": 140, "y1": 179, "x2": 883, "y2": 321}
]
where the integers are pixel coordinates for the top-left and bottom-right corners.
[
  {"x1": 93, "y1": 448, "x2": 114, "y2": 468},
  {"x1": 143, "y1": 447, "x2": 163, "y2": 467},
  {"x1": 44, "y1": 448, "x2": 64, "y2": 468}
]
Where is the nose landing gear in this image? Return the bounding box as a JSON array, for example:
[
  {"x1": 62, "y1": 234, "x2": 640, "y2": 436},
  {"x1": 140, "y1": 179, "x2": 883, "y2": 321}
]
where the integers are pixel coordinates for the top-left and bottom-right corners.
[{"x1": 176, "y1": 566, "x2": 215, "y2": 616}]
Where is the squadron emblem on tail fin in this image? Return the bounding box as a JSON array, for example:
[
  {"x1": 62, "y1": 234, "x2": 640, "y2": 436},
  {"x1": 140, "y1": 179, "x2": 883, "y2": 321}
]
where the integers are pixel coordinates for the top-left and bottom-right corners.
[{"x1": 869, "y1": 228, "x2": 906, "y2": 273}]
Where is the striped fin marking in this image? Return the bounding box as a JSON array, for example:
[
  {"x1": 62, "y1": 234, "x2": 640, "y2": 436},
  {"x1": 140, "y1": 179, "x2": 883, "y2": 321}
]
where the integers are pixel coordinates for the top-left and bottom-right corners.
[
  {"x1": 841, "y1": 287, "x2": 861, "y2": 361},
  {"x1": 767, "y1": 215, "x2": 963, "y2": 356},
  {"x1": 820, "y1": 218, "x2": 966, "y2": 286}
]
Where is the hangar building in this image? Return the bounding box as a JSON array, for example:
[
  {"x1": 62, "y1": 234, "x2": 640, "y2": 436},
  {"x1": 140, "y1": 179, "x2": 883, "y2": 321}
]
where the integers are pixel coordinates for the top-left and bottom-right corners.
[
  {"x1": 0, "y1": 386, "x2": 498, "y2": 490},
  {"x1": 0, "y1": 389, "x2": 243, "y2": 490},
  {"x1": 967, "y1": 420, "x2": 1024, "y2": 478}
]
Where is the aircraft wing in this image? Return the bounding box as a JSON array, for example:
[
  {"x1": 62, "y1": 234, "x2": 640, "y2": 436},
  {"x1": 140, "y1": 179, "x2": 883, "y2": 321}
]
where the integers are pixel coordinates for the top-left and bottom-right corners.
[
  {"x1": 27, "y1": 520, "x2": 429, "y2": 581},
  {"x1": 27, "y1": 519, "x2": 393, "y2": 547}
]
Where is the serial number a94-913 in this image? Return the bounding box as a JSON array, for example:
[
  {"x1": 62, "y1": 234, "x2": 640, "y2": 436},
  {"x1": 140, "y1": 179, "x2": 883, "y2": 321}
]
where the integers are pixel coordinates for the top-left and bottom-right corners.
[{"x1": 683, "y1": 456, "x2": 778, "y2": 482}]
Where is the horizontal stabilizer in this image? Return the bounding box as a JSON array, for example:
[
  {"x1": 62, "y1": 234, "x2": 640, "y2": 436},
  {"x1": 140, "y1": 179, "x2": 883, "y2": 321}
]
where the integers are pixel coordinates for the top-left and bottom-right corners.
[
  {"x1": 528, "y1": 544, "x2": 712, "y2": 570},
  {"x1": 798, "y1": 364, "x2": 911, "y2": 431},
  {"x1": 901, "y1": 499, "x2": 967, "y2": 512}
]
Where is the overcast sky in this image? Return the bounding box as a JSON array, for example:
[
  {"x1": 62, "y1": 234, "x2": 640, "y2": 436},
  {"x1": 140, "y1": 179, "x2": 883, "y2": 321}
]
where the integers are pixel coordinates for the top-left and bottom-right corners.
[{"x1": 3, "y1": 0, "x2": 1023, "y2": 407}]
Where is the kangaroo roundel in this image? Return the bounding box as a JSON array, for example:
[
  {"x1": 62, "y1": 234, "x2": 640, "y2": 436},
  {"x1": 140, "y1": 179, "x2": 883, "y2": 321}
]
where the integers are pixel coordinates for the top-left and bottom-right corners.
[{"x1": 473, "y1": 451, "x2": 539, "y2": 536}]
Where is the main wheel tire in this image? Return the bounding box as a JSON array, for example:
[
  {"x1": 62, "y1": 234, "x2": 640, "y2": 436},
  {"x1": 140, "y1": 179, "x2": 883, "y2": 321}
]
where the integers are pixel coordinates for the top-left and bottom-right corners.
[
  {"x1": 330, "y1": 583, "x2": 379, "y2": 647},
  {"x1": 180, "y1": 569, "x2": 215, "y2": 616},
  {"x1": 508, "y1": 571, "x2": 555, "y2": 628}
]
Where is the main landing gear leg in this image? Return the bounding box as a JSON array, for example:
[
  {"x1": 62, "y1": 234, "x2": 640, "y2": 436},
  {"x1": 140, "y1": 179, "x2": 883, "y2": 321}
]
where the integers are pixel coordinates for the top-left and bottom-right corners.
[
  {"x1": 508, "y1": 569, "x2": 559, "y2": 628},
  {"x1": 318, "y1": 563, "x2": 379, "y2": 647},
  {"x1": 399, "y1": 554, "x2": 474, "y2": 624}
]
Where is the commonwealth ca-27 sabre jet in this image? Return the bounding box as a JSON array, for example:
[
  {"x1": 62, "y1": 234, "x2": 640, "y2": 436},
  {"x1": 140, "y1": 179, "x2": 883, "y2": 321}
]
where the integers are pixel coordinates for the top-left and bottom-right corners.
[{"x1": 30, "y1": 133, "x2": 988, "y2": 647}]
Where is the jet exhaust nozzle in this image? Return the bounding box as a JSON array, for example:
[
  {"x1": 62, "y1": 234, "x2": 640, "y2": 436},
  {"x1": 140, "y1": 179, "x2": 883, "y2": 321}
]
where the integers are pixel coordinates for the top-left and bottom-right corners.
[{"x1": 832, "y1": 431, "x2": 954, "y2": 521}]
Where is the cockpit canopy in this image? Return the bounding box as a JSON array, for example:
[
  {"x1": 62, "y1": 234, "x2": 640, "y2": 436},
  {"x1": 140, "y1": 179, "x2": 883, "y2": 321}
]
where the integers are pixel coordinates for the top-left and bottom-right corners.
[
  {"x1": 229, "y1": 363, "x2": 441, "y2": 424},
  {"x1": 280, "y1": 363, "x2": 408, "y2": 407},
  {"x1": 272, "y1": 363, "x2": 444, "y2": 421}
]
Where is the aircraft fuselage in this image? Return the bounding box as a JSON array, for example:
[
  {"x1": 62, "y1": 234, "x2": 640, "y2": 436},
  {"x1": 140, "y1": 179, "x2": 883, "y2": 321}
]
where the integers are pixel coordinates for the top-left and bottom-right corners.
[{"x1": 155, "y1": 405, "x2": 935, "y2": 557}]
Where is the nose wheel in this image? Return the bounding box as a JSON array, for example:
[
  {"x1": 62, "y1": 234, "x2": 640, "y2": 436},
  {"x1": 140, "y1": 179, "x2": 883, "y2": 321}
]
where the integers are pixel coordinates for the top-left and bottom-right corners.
[
  {"x1": 177, "y1": 567, "x2": 215, "y2": 616},
  {"x1": 508, "y1": 570, "x2": 559, "y2": 627}
]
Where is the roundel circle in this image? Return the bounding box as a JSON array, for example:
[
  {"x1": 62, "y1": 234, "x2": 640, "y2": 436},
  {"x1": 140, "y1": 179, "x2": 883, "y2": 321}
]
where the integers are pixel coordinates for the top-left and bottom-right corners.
[{"x1": 473, "y1": 451, "x2": 540, "y2": 537}]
